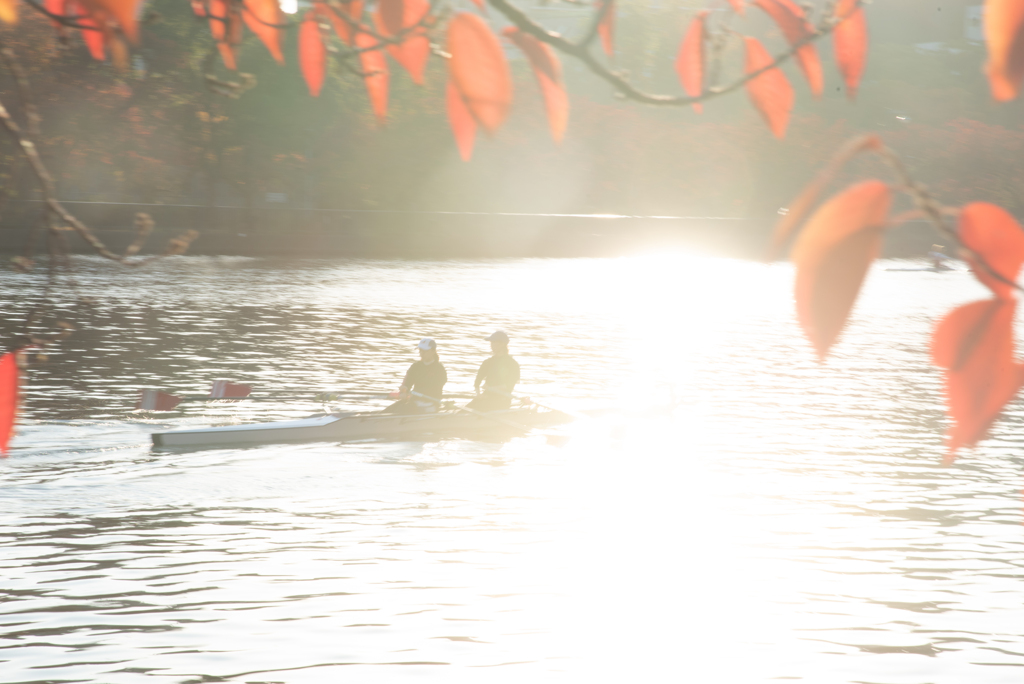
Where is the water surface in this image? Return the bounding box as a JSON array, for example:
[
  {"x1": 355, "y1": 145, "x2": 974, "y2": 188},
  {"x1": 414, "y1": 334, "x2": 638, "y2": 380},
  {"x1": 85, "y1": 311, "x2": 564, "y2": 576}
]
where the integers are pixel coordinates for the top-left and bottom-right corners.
[{"x1": 3, "y1": 254, "x2": 1024, "y2": 683}]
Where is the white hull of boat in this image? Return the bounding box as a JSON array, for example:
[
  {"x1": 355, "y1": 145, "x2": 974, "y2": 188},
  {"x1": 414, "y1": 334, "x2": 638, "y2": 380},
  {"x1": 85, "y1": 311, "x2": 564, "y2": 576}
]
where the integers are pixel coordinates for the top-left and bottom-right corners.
[{"x1": 151, "y1": 407, "x2": 568, "y2": 448}]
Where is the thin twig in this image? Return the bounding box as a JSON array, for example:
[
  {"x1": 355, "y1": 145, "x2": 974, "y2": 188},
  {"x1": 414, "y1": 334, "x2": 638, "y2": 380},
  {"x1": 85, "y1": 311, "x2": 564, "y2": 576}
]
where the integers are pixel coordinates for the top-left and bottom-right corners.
[
  {"x1": 0, "y1": 48, "x2": 41, "y2": 137},
  {"x1": 487, "y1": 0, "x2": 861, "y2": 106},
  {"x1": 22, "y1": 0, "x2": 96, "y2": 30},
  {"x1": 874, "y1": 145, "x2": 1024, "y2": 295}
]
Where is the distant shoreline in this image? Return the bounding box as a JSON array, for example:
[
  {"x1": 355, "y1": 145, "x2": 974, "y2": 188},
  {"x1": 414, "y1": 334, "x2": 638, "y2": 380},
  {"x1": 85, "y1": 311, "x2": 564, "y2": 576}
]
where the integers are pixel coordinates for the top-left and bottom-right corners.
[{"x1": 0, "y1": 201, "x2": 939, "y2": 260}]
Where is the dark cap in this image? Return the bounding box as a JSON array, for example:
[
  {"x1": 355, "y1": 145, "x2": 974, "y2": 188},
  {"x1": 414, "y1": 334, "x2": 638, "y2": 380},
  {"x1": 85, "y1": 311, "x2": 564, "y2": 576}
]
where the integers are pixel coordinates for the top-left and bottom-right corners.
[{"x1": 487, "y1": 330, "x2": 509, "y2": 344}]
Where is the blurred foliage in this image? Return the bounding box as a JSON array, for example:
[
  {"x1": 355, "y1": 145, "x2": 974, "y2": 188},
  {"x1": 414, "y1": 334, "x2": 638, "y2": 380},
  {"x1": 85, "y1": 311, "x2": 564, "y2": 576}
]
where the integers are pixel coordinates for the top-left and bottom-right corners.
[{"x1": 0, "y1": 0, "x2": 1021, "y2": 221}]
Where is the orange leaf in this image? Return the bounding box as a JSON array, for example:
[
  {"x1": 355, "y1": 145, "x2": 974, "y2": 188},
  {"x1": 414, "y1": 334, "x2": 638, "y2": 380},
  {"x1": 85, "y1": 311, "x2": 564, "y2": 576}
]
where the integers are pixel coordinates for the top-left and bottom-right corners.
[
  {"x1": 726, "y1": 0, "x2": 744, "y2": 15},
  {"x1": 791, "y1": 180, "x2": 891, "y2": 360},
  {"x1": 45, "y1": 0, "x2": 66, "y2": 22},
  {"x1": 0, "y1": 0, "x2": 17, "y2": 24},
  {"x1": 753, "y1": 0, "x2": 823, "y2": 97},
  {"x1": 325, "y1": 2, "x2": 353, "y2": 45},
  {"x1": 985, "y1": 0, "x2": 1024, "y2": 101},
  {"x1": 447, "y1": 12, "x2": 513, "y2": 135},
  {"x1": 299, "y1": 10, "x2": 326, "y2": 96},
  {"x1": 374, "y1": 0, "x2": 430, "y2": 84},
  {"x1": 208, "y1": 0, "x2": 226, "y2": 41},
  {"x1": 769, "y1": 134, "x2": 882, "y2": 258},
  {"x1": 348, "y1": 0, "x2": 364, "y2": 21},
  {"x1": 326, "y1": 1, "x2": 364, "y2": 45},
  {"x1": 675, "y1": 11, "x2": 707, "y2": 113},
  {"x1": 46, "y1": 0, "x2": 68, "y2": 34},
  {"x1": 597, "y1": 0, "x2": 614, "y2": 56},
  {"x1": 218, "y1": 41, "x2": 237, "y2": 70},
  {"x1": 447, "y1": 79, "x2": 476, "y2": 161},
  {"x1": 392, "y1": 31, "x2": 430, "y2": 84},
  {"x1": 243, "y1": 0, "x2": 285, "y2": 63},
  {"x1": 743, "y1": 36, "x2": 793, "y2": 139},
  {"x1": 0, "y1": 352, "x2": 17, "y2": 456},
  {"x1": 356, "y1": 32, "x2": 389, "y2": 122},
  {"x1": 958, "y1": 202, "x2": 1024, "y2": 300},
  {"x1": 78, "y1": 0, "x2": 141, "y2": 42},
  {"x1": 833, "y1": 0, "x2": 867, "y2": 100},
  {"x1": 70, "y1": 2, "x2": 107, "y2": 61},
  {"x1": 932, "y1": 298, "x2": 1024, "y2": 459},
  {"x1": 191, "y1": 0, "x2": 206, "y2": 16},
  {"x1": 109, "y1": 31, "x2": 129, "y2": 70},
  {"x1": 503, "y1": 27, "x2": 569, "y2": 142},
  {"x1": 376, "y1": 0, "x2": 403, "y2": 35},
  {"x1": 227, "y1": 6, "x2": 243, "y2": 44}
]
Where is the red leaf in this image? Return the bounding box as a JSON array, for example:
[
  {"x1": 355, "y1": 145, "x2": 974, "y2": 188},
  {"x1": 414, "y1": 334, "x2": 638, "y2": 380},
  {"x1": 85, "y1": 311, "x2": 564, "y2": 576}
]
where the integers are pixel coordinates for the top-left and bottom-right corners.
[
  {"x1": 932, "y1": 298, "x2": 1024, "y2": 459},
  {"x1": 299, "y1": 10, "x2": 326, "y2": 96},
  {"x1": 242, "y1": 0, "x2": 285, "y2": 63},
  {"x1": 190, "y1": 0, "x2": 206, "y2": 16},
  {"x1": 356, "y1": 31, "x2": 389, "y2": 122},
  {"x1": 791, "y1": 180, "x2": 891, "y2": 359},
  {"x1": 0, "y1": 352, "x2": 17, "y2": 456},
  {"x1": 958, "y1": 202, "x2": 1024, "y2": 300},
  {"x1": 743, "y1": 36, "x2": 793, "y2": 138},
  {"x1": 753, "y1": 0, "x2": 823, "y2": 97},
  {"x1": 503, "y1": 28, "x2": 569, "y2": 142},
  {"x1": 833, "y1": 0, "x2": 867, "y2": 99},
  {"x1": 447, "y1": 79, "x2": 476, "y2": 161},
  {"x1": 78, "y1": 0, "x2": 141, "y2": 42},
  {"x1": 597, "y1": 0, "x2": 614, "y2": 56},
  {"x1": 447, "y1": 12, "x2": 513, "y2": 135},
  {"x1": 726, "y1": 0, "x2": 744, "y2": 15},
  {"x1": 985, "y1": 0, "x2": 1024, "y2": 101},
  {"x1": 675, "y1": 11, "x2": 707, "y2": 113}
]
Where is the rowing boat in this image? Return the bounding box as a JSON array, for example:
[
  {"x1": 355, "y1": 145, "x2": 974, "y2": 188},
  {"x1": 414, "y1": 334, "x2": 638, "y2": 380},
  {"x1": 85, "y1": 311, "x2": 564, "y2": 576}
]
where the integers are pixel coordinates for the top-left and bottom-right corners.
[{"x1": 151, "y1": 405, "x2": 570, "y2": 449}]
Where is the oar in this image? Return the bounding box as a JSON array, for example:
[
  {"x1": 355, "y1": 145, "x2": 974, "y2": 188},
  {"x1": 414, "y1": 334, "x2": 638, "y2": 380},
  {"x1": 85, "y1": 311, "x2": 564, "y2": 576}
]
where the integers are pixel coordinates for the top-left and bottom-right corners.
[
  {"x1": 483, "y1": 388, "x2": 590, "y2": 421},
  {"x1": 408, "y1": 390, "x2": 536, "y2": 435},
  {"x1": 137, "y1": 388, "x2": 397, "y2": 410},
  {"x1": 183, "y1": 391, "x2": 393, "y2": 403}
]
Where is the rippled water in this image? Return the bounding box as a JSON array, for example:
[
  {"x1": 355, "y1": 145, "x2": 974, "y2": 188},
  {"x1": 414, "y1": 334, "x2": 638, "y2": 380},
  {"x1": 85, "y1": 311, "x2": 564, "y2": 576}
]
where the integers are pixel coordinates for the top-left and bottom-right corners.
[{"x1": 3, "y1": 254, "x2": 1024, "y2": 683}]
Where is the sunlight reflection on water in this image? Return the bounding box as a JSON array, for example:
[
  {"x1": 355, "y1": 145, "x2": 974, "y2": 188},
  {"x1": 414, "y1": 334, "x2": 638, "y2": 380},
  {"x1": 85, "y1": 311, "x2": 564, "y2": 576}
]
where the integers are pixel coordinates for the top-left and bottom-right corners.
[{"x1": 2, "y1": 254, "x2": 1024, "y2": 683}]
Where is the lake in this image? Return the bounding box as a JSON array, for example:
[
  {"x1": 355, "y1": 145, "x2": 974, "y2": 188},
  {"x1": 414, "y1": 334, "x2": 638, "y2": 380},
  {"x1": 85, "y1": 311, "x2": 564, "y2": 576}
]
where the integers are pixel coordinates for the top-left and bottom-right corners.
[{"x1": 3, "y1": 254, "x2": 1024, "y2": 683}]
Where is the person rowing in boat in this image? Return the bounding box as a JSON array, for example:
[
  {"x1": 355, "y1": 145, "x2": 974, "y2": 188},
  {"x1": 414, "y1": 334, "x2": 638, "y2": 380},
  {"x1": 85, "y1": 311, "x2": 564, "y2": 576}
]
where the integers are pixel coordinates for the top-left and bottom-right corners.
[
  {"x1": 467, "y1": 330, "x2": 520, "y2": 412},
  {"x1": 384, "y1": 338, "x2": 447, "y2": 414}
]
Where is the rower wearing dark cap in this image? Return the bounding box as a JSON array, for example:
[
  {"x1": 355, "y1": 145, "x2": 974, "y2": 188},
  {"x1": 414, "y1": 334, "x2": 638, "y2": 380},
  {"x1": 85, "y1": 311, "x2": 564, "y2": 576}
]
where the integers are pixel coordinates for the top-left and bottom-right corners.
[
  {"x1": 467, "y1": 330, "x2": 520, "y2": 412},
  {"x1": 384, "y1": 338, "x2": 448, "y2": 414}
]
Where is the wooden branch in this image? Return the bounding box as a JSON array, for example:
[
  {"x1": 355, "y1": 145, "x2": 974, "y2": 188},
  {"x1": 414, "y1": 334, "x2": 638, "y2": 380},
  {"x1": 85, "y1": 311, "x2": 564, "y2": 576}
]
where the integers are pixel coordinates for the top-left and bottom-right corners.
[{"x1": 486, "y1": 0, "x2": 860, "y2": 107}]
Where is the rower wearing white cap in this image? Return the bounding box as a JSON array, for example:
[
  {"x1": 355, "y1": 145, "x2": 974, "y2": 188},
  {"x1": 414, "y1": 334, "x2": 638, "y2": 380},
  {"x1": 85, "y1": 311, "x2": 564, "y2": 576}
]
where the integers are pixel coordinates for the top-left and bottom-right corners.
[
  {"x1": 384, "y1": 338, "x2": 448, "y2": 414},
  {"x1": 467, "y1": 330, "x2": 521, "y2": 412}
]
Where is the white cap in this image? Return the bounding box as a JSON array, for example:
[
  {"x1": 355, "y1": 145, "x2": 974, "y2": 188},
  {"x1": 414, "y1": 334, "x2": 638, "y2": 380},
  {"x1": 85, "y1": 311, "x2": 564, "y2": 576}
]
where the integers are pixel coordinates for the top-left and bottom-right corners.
[{"x1": 417, "y1": 338, "x2": 436, "y2": 351}]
